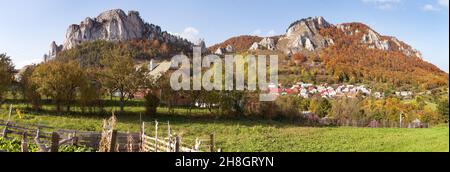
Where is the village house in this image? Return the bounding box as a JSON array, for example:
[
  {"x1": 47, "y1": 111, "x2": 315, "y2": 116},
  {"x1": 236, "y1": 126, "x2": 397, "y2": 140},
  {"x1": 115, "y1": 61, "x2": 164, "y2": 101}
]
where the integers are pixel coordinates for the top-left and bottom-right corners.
[
  {"x1": 395, "y1": 91, "x2": 414, "y2": 99},
  {"x1": 271, "y1": 81, "x2": 375, "y2": 100}
]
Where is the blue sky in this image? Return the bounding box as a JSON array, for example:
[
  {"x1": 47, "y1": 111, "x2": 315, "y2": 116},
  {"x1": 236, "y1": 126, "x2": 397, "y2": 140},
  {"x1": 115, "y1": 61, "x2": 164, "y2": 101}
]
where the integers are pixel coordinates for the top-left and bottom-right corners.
[{"x1": 0, "y1": 0, "x2": 448, "y2": 72}]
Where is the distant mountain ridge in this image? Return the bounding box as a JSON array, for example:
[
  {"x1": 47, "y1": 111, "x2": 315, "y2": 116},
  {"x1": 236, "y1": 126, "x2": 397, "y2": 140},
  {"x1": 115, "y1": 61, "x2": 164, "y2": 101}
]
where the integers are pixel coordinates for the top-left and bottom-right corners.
[
  {"x1": 210, "y1": 16, "x2": 422, "y2": 59},
  {"x1": 44, "y1": 9, "x2": 195, "y2": 61},
  {"x1": 209, "y1": 16, "x2": 447, "y2": 89},
  {"x1": 41, "y1": 9, "x2": 447, "y2": 90}
]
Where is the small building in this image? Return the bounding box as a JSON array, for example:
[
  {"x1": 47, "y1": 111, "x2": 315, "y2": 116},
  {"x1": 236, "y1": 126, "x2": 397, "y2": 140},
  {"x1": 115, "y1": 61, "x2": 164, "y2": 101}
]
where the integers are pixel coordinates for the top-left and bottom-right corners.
[
  {"x1": 409, "y1": 119, "x2": 425, "y2": 128},
  {"x1": 368, "y1": 120, "x2": 380, "y2": 128}
]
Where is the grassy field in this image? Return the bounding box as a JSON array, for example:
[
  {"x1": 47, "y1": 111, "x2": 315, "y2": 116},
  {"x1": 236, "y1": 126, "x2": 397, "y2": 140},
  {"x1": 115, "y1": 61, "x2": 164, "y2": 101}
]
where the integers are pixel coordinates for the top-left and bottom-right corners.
[{"x1": 0, "y1": 102, "x2": 448, "y2": 152}]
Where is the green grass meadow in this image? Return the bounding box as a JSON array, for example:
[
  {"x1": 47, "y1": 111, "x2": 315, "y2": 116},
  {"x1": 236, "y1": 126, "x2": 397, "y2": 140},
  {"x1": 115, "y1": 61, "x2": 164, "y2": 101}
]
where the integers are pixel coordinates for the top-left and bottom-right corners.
[{"x1": 1, "y1": 101, "x2": 448, "y2": 152}]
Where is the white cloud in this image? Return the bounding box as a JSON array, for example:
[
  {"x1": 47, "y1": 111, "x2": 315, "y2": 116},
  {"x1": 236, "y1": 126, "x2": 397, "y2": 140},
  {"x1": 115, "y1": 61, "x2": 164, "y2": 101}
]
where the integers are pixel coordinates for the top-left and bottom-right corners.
[
  {"x1": 421, "y1": 0, "x2": 448, "y2": 12},
  {"x1": 170, "y1": 27, "x2": 201, "y2": 42},
  {"x1": 362, "y1": 0, "x2": 401, "y2": 3},
  {"x1": 180, "y1": 27, "x2": 200, "y2": 42},
  {"x1": 251, "y1": 29, "x2": 277, "y2": 37},
  {"x1": 423, "y1": 4, "x2": 441, "y2": 11},
  {"x1": 438, "y1": 0, "x2": 449, "y2": 8},
  {"x1": 378, "y1": 3, "x2": 393, "y2": 10},
  {"x1": 251, "y1": 29, "x2": 262, "y2": 36},
  {"x1": 362, "y1": 0, "x2": 402, "y2": 10},
  {"x1": 267, "y1": 30, "x2": 276, "y2": 37}
]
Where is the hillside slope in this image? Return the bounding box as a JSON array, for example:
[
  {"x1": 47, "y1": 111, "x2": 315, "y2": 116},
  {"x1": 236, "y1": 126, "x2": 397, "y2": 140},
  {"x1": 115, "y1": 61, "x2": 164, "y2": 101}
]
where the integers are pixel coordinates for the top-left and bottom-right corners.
[
  {"x1": 208, "y1": 35, "x2": 265, "y2": 53},
  {"x1": 210, "y1": 17, "x2": 448, "y2": 91}
]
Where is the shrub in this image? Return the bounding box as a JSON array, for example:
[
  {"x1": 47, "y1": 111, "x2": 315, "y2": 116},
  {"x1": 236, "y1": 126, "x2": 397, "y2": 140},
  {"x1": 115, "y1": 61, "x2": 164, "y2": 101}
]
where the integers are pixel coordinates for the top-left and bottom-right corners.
[
  {"x1": 437, "y1": 98, "x2": 449, "y2": 122},
  {"x1": 274, "y1": 95, "x2": 303, "y2": 119},
  {"x1": 0, "y1": 53, "x2": 14, "y2": 103},
  {"x1": 0, "y1": 137, "x2": 94, "y2": 152},
  {"x1": 144, "y1": 93, "x2": 160, "y2": 116},
  {"x1": 330, "y1": 97, "x2": 363, "y2": 120},
  {"x1": 418, "y1": 107, "x2": 441, "y2": 124},
  {"x1": 310, "y1": 97, "x2": 332, "y2": 118},
  {"x1": 259, "y1": 101, "x2": 277, "y2": 119}
]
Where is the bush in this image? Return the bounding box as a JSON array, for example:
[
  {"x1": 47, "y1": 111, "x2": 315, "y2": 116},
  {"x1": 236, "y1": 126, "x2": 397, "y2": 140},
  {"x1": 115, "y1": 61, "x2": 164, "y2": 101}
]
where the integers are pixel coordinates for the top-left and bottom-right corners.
[
  {"x1": 330, "y1": 97, "x2": 363, "y2": 120},
  {"x1": 310, "y1": 97, "x2": 332, "y2": 118},
  {"x1": 255, "y1": 95, "x2": 309, "y2": 120},
  {"x1": 437, "y1": 98, "x2": 449, "y2": 122},
  {"x1": 19, "y1": 65, "x2": 42, "y2": 111},
  {"x1": 274, "y1": 95, "x2": 303, "y2": 119},
  {"x1": 58, "y1": 145, "x2": 95, "y2": 152},
  {"x1": 418, "y1": 107, "x2": 441, "y2": 124},
  {"x1": 259, "y1": 101, "x2": 277, "y2": 119},
  {"x1": 254, "y1": 95, "x2": 311, "y2": 120},
  {"x1": 0, "y1": 138, "x2": 94, "y2": 152},
  {"x1": 144, "y1": 93, "x2": 160, "y2": 116},
  {"x1": 0, "y1": 53, "x2": 15, "y2": 102}
]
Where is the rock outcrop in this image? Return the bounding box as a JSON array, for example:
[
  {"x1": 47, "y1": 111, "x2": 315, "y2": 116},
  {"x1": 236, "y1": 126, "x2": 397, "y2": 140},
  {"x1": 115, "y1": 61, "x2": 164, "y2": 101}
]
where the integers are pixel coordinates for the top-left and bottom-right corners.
[
  {"x1": 194, "y1": 38, "x2": 208, "y2": 54},
  {"x1": 337, "y1": 23, "x2": 422, "y2": 58},
  {"x1": 214, "y1": 45, "x2": 235, "y2": 55},
  {"x1": 215, "y1": 48, "x2": 224, "y2": 55},
  {"x1": 44, "y1": 9, "x2": 194, "y2": 60},
  {"x1": 277, "y1": 16, "x2": 335, "y2": 54},
  {"x1": 249, "y1": 37, "x2": 276, "y2": 51},
  {"x1": 225, "y1": 45, "x2": 234, "y2": 53},
  {"x1": 275, "y1": 17, "x2": 421, "y2": 58},
  {"x1": 249, "y1": 42, "x2": 260, "y2": 50},
  {"x1": 259, "y1": 38, "x2": 276, "y2": 51},
  {"x1": 390, "y1": 37, "x2": 422, "y2": 58},
  {"x1": 63, "y1": 10, "x2": 147, "y2": 50},
  {"x1": 44, "y1": 41, "x2": 63, "y2": 62},
  {"x1": 286, "y1": 16, "x2": 331, "y2": 37},
  {"x1": 361, "y1": 29, "x2": 389, "y2": 50}
]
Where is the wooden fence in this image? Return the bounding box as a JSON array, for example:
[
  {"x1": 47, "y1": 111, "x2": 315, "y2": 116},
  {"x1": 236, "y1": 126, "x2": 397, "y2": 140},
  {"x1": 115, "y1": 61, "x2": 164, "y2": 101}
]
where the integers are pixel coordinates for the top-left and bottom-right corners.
[
  {"x1": 315, "y1": 118, "x2": 429, "y2": 128},
  {"x1": 139, "y1": 121, "x2": 217, "y2": 152},
  {"x1": 0, "y1": 104, "x2": 217, "y2": 152},
  {"x1": 0, "y1": 118, "x2": 218, "y2": 152}
]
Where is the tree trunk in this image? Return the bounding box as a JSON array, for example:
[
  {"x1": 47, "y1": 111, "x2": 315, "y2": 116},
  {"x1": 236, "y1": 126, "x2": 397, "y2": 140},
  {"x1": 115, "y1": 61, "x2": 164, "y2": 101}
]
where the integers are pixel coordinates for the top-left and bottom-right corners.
[
  {"x1": 56, "y1": 103, "x2": 61, "y2": 112},
  {"x1": 120, "y1": 92, "x2": 125, "y2": 112},
  {"x1": 189, "y1": 103, "x2": 193, "y2": 115}
]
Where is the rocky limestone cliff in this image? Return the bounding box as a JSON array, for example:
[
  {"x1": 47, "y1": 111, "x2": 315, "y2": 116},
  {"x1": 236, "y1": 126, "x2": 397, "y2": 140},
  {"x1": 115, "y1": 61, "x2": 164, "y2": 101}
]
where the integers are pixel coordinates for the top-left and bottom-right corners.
[
  {"x1": 249, "y1": 37, "x2": 276, "y2": 51},
  {"x1": 214, "y1": 45, "x2": 235, "y2": 55},
  {"x1": 274, "y1": 17, "x2": 422, "y2": 59},
  {"x1": 44, "y1": 41, "x2": 63, "y2": 62},
  {"x1": 210, "y1": 16, "x2": 423, "y2": 59},
  {"x1": 45, "y1": 9, "x2": 194, "y2": 61},
  {"x1": 194, "y1": 38, "x2": 208, "y2": 54},
  {"x1": 63, "y1": 9, "x2": 146, "y2": 50},
  {"x1": 277, "y1": 16, "x2": 335, "y2": 54},
  {"x1": 336, "y1": 23, "x2": 422, "y2": 58}
]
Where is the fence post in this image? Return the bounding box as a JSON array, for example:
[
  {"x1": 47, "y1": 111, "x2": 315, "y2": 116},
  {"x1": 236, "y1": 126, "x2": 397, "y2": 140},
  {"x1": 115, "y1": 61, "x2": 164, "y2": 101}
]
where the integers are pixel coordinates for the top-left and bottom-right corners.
[
  {"x1": 210, "y1": 133, "x2": 215, "y2": 152},
  {"x1": 399, "y1": 113, "x2": 403, "y2": 128},
  {"x1": 140, "y1": 122, "x2": 145, "y2": 152},
  {"x1": 2, "y1": 105, "x2": 12, "y2": 138},
  {"x1": 50, "y1": 132, "x2": 60, "y2": 152},
  {"x1": 1, "y1": 122, "x2": 8, "y2": 138},
  {"x1": 21, "y1": 132, "x2": 28, "y2": 152},
  {"x1": 126, "y1": 132, "x2": 133, "y2": 152},
  {"x1": 109, "y1": 130, "x2": 118, "y2": 152},
  {"x1": 175, "y1": 136, "x2": 180, "y2": 152},
  {"x1": 154, "y1": 121, "x2": 158, "y2": 152},
  {"x1": 71, "y1": 132, "x2": 78, "y2": 146},
  {"x1": 115, "y1": 144, "x2": 120, "y2": 152},
  {"x1": 167, "y1": 121, "x2": 171, "y2": 152},
  {"x1": 7, "y1": 104, "x2": 12, "y2": 121}
]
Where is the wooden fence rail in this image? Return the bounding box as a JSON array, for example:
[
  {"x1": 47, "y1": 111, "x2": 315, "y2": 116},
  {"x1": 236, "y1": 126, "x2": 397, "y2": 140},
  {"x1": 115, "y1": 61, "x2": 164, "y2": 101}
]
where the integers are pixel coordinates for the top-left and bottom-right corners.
[{"x1": 0, "y1": 118, "x2": 217, "y2": 152}]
